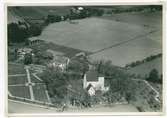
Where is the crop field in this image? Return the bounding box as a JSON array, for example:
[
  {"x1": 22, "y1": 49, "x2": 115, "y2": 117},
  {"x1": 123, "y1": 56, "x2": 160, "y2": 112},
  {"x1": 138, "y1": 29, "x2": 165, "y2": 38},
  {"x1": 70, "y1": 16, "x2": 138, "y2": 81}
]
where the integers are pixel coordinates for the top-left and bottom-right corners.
[
  {"x1": 39, "y1": 11, "x2": 162, "y2": 66},
  {"x1": 127, "y1": 57, "x2": 162, "y2": 78}
]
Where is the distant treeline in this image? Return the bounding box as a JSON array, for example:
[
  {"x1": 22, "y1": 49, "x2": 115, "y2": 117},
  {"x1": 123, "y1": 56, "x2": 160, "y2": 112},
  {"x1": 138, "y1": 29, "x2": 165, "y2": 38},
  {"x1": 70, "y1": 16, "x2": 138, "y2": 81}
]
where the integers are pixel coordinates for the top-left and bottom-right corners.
[
  {"x1": 125, "y1": 53, "x2": 162, "y2": 68},
  {"x1": 45, "y1": 7, "x2": 104, "y2": 24},
  {"x1": 8, "y1": 7, "x2": 104, "y2": 44},
  {"x1": 106, "y1": 5, "x2": 162, "y2": 14},
  {"x1": 8, "y1": 21, "x2": 44, "y2": 44}
]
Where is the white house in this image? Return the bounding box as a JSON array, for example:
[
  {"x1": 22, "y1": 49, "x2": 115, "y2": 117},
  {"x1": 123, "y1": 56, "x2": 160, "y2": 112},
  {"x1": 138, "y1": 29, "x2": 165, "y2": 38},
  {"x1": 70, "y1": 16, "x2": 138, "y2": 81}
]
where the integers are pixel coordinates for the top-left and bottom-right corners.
[
  {"x1": 83, "y1": 70, "x2": 109, "y2": 96},
  {"x1": 48, "y1": 55, "x2": 70, "y2": 71}
]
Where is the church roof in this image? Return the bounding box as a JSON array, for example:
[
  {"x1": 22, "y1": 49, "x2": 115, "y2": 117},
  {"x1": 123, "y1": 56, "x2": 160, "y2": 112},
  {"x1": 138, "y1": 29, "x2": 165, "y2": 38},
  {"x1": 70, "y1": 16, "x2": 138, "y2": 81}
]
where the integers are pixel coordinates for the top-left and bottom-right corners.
[
  {"x1": 86, "y1": 70, "x2": 98, "y2": 81},
  {"x1": 86, "y1": 83, "x2": 93, "y2": 91},
  {"x1": 86, "y1": 70, "x2": 104, "y2": 81}
]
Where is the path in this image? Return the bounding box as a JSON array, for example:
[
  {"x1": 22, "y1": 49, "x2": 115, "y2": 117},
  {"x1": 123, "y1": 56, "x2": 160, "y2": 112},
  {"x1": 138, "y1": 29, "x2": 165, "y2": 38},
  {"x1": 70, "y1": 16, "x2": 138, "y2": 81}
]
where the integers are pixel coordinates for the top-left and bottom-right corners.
[
  {"x1": 8, "y1": 74, "x2": 26, "y2": 77},
  {"x1": 25, "y1": 66, "x2": 35, "y2": 101}
]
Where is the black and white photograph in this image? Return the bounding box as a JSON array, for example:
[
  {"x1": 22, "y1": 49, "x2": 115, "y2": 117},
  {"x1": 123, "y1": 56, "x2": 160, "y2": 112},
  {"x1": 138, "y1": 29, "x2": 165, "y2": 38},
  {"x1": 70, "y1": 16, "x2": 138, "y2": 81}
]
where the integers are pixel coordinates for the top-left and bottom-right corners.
[{"x1": 7, "y1": 4, "x2": 164, "y2": 115}]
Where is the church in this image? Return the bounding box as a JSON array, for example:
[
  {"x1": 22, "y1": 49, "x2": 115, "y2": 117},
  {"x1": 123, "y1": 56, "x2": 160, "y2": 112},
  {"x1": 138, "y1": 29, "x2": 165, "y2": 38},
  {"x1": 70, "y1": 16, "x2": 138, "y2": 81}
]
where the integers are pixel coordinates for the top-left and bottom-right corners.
[{"x1": 83, "y1": 70, "x2": 109, "y2": 96}]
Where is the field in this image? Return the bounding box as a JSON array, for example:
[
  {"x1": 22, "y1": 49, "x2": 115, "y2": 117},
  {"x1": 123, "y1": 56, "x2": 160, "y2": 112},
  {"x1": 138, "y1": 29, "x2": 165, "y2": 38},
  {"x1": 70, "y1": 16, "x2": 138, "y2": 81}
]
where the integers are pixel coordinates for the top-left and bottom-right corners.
[
  {"x1": 127, "y1": 57, "x2": 162, "y2": 78},
  {"x1": 38, "y1": 11, "x2": 162, "y2": 67}
]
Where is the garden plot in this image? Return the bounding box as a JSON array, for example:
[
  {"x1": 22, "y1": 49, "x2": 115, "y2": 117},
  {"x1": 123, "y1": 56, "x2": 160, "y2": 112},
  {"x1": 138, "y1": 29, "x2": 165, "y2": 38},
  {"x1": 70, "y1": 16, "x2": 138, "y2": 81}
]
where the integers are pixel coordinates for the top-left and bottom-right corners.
[
  {"x1": 8, "y1": 76, "x2": 27, "y2": 85},
  {"x1": 9, "y1": 86, "x2": 31, "y2": 99},
  {"x1": 8, "y1": 63, "x2": 26, "y2": 75},
  {"x1": 32, "y1": 84, "x2": 49, "y2": 103},
  {"x1": 39, "y1": 17, "x2": 151, "y2": 52}
]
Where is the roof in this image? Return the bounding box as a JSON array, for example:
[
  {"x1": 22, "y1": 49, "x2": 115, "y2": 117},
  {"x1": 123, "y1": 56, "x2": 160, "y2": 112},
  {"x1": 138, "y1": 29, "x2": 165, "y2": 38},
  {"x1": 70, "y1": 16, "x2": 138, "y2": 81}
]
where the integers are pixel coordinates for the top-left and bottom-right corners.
[
  {"x1": 86, "y1": 70, "x2": 99, "y2": 81},
  {"x1": 86, "y1": 84, "x2": 93, "y2": 91}
]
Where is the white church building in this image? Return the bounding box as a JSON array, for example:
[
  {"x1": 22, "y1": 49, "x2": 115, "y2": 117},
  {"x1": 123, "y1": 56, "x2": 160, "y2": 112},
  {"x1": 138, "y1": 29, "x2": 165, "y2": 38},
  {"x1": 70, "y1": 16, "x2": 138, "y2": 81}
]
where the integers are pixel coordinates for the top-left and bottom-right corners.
[{"x1": 83, "y1": 70, "x2": 109, "y2": 96}]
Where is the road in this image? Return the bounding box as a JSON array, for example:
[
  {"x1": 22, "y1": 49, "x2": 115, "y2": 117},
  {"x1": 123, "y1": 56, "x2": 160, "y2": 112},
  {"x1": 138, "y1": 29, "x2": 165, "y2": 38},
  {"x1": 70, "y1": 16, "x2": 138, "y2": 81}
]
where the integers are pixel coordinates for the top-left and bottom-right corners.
[{"x1": 8, "y1": 100, "x2": 138, "y2": 114}]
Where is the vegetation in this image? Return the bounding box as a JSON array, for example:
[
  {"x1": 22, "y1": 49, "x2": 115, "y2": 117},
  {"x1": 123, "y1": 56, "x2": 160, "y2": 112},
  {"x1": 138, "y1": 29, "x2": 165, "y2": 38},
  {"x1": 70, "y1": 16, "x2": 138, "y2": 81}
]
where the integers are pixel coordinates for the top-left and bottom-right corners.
[
  {"x1": 24, "y1": 53, "x2": 33, "y2": 65},
  {"x1": 106, "y1": 5, "x2": 162, "y2": 14},
  {"x1": 125, "y1": 53, "x2": 162, "y2": 68},
  {"x1": 67, "y1": 56, "x2": 89, "y2": 74},
  {"x1": 8, "y1": 23, "x2": 29, "y2": 44},
  {"x1": 41, "y1": 68, "x2": 68, "y2": 99},
  {"x1": 94, "y1": 60, "x2": 128, "y2": 78},
  {"x1": 146, "y1": 69, "x2": 162, "y2": 84}
]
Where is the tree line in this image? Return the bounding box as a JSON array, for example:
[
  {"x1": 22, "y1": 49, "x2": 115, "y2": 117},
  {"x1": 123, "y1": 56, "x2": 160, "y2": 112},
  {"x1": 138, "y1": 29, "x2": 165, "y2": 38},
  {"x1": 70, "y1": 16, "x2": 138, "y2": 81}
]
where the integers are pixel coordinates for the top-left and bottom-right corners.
[{"x1": 125, "y1": 53, "x2": 162, "y2": 68}]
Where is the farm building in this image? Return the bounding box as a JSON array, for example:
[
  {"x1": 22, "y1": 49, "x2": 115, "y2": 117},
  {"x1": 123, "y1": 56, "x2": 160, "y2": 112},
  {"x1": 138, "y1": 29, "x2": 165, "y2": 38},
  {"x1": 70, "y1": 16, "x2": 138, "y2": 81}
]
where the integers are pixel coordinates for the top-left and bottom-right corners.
[{"x1": 83, "y1": 70, "x2": 109, "y2": 96}]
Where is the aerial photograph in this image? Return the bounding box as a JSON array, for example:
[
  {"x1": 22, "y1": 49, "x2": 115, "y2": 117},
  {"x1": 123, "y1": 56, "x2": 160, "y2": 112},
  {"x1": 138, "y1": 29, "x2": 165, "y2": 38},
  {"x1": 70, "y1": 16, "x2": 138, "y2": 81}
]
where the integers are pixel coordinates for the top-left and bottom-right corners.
[{"x1": 7, "y1": 5, "x2": 163, "y2": 114}]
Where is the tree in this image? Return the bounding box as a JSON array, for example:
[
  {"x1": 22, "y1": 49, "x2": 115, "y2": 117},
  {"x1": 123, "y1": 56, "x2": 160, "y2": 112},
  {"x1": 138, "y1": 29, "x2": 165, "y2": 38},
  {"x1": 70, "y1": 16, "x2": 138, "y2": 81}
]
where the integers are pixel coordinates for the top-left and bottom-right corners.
[
  {"x1": 8, "y1": 23, "x2": 29, "y2": 44},
  {"x1": 41, "y1": 68, "x2": 68, "y2": 99},
  {"x1": 147, "y1": 69, "x2": 161, "y2": 83},
  {"x1": 24, "y1": 53, "x2": 32, "y2": 65}
]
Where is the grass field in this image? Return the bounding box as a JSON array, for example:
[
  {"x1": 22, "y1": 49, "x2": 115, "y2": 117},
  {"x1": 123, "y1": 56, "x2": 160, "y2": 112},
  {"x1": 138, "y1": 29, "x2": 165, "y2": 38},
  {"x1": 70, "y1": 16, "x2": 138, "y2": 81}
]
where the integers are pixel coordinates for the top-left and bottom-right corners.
[
  {"x1": 39, "y1": 17, "x2": 151, "y2": 52},
  {"x1": 38, "y1": 11, "x2": 162, "y2": 66},
  {"x1": 127, "y1": 57, "x2": 162, "y2": 78}
]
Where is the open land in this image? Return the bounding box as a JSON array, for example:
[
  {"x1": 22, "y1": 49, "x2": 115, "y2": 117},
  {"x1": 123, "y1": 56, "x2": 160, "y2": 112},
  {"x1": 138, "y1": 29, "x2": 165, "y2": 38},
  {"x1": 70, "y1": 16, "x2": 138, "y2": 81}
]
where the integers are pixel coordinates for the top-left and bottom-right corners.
[{"x1": 38, "y1": 12, "x2": 162, "y2": 66}]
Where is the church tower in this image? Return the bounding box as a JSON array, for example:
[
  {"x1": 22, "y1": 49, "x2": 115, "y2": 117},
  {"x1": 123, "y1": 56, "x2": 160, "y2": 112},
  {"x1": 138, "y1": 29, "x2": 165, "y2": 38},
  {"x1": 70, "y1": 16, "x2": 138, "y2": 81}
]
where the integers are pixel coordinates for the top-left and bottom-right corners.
[{"x1": 83, "y1": 74, "x2": 87, "y2": 89}]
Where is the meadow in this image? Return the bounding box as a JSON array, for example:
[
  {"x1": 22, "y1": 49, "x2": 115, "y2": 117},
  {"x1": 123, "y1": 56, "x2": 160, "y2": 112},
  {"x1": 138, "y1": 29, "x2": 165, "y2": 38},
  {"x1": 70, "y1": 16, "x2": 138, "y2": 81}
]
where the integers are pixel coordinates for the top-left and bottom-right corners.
[
  {"x1": 127, "y1": 57, "x2": 162, "y2": 78},
  {"x1": 39, "y1": 11, "x2": 162, "y2": 66}
]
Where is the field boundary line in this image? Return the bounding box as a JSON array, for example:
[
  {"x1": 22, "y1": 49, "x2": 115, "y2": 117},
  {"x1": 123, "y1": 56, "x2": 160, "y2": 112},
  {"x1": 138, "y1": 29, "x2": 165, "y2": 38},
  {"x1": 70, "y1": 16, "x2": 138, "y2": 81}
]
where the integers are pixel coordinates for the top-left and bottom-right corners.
[
  {"x1": 8, "y1": 74, "x2": 26, "y2": 77},
  {"x1": 8, "y1": 84, "x2": 26, "y2": 86},
  {"x1": 90, "y1": 30, "x2": 158, "y2": 55},
  {"x1": 32, "y1": 73, "x2": 43, "y2": 82}
]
